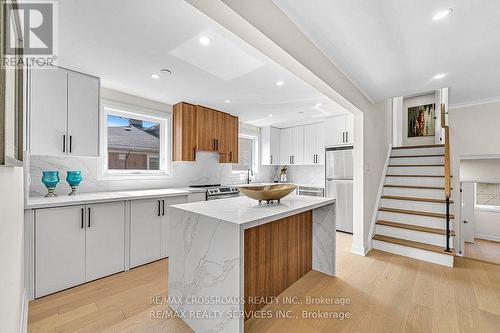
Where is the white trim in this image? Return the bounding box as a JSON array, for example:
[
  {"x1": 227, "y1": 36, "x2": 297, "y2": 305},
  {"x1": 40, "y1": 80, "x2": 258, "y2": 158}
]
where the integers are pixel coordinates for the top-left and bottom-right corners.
[
  {"x1": 20, "y1": 290, "x2": 28, "y2": 333},
  {"x1": 350, "y1": 243, "x2": 370, "y2": 256},
  {"x1": 99, "y1": 101, "x2": 172, "y2": 180},
  {"x1": 232, "y1": 133, "x2": 260, "y2": 174},
  {"x1": 475, "y1": 204, "x2": 500, "y2": 212},
  {"x1": 449, "y1": 95, "x2": 500, "y2": 110},
  {"x1": 368, "y1": 144, "x2": 392, "y2": 249},
  {"x1": 474, "y1": 234, "x2": 500, "y2": 242}
]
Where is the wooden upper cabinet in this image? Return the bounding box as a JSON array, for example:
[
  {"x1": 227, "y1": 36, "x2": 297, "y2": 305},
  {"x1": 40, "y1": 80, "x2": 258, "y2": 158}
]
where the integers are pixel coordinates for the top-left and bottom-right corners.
[
  {"x1": 172, "y1": 102, "x2": 197, "y2": 161},
  {"x1": 219, "y1": 114, "x2": 239, "y2": 163},
  {"x1": 173, "y1": 102, "x2": 238, "y2": 162}
]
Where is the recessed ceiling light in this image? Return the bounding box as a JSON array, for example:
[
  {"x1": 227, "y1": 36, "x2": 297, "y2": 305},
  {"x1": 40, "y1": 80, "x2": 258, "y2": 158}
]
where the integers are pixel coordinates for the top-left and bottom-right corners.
[
  {"x1": 199, "y1": 36, "x2": 211, "y2": 46},
  {"x1": 432, "y1": 8, "x2": 453, "y2": 21},
  {"x1": 316, "y1": 102, "x2": 322, "y2": 107},
  {"x1": 151, "y1": 74, "x2": 160, "y2": 79},
  {"x1": 276, "y1": 80, "x2": 284, "y2": 86},
  {"x1": 225, "y1": 100, "x2": 231, "y2": 103},
  {"x1": 160, "y1": 69, "x2": 172, "y2": 75},
  {"x1": 268, "y1": 114, "x2": 273, "y2": 117},
  {"x1": 433, "y1": 73, "x2": 445, "y2": 79}
]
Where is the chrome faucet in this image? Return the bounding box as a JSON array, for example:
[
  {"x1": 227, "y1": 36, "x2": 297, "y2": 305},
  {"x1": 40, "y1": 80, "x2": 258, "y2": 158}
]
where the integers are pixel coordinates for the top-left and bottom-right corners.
[{"x1": 246, "y1": 169, "x2": 254, "y2": 184}]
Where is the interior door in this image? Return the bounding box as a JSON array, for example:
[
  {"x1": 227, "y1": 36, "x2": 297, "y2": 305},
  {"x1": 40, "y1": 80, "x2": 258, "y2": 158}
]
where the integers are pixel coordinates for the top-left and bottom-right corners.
[
  {"x1": 85, "y1": 202, "x2": 125, "y2": 281},
  {"x1": 160, "y1": 196, "x2": 187, "y2": 258},
  {"x1": 130, "y1": 199, "x2": 162, "y2": 268},
  {"x1": 462, "y1": 182, "x2": 475, "y2": 244},
  {"x1": 35, "y1": 205, "x2": 86, "y2": 298},
  {"x1": 30, "y1": 67, "x2": 68, "y2": 156},
  {"x1": 67, "y1": 71, "x2": 99, "y2": 157}
]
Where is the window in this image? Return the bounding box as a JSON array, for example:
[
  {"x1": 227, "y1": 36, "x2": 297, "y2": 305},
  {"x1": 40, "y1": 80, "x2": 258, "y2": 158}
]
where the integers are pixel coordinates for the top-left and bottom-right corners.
[
  {"x1": 233, "y1": 134, "x2": 259, "y2": 173},
  {"x1": 102, "y1": 103, "x2": 170, "y2": 176},
  {"x1": 476, "y1": 183, "x2": 500, "y2": 207}
]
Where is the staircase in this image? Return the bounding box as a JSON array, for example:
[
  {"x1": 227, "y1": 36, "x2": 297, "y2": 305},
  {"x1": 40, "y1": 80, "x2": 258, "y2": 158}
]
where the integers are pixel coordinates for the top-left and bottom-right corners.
[{"x1": 372, "y1": 144, "x2": 455, "y2": 267}]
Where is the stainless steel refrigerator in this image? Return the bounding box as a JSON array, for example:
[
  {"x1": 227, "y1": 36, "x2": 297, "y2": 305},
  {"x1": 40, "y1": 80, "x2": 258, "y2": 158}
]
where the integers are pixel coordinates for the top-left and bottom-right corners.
[{"x1": 325, "y1": 146, "x2": 353, "y2": 233}]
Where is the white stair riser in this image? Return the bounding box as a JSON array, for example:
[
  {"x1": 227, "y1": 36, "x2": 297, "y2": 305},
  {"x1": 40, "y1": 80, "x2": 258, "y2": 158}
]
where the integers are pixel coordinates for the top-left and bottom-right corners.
[
  {"x1": 380, "y1": 199, "x2": 453, "y2": 214},
  {"x1": 383, "y1": 187, "x2": 448, "y2": 200},
  {"x1": 375, "y1": 225, "x2": 454, "y2": 248},
  {"x1": 372, "y1": 240, "x2": 454, "y2": 267},
  {"x1": 391, "y1": 147, "x2": 444, "y2": 156},
  {"x1": 377, "y1": 211, "x2": 453, "y2": 229},
  {"x1": 387, "y1": 166, "x2": 444, "y2": 176},
  {"x1": 389, "y1": 156, "x2": 444, "y2": 165},
  {"x1": 385, "y1": 176, "x2": 444, "y2": 187}
]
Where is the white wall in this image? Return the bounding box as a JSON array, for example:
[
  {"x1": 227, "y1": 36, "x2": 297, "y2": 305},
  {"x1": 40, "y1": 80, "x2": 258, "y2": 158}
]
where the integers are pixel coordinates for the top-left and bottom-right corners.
[
  {"x1": 474, "y1": 208, "x2": 500, "y2": 242},
  {"x1": 0, "y1": 167, "x2": 25, "y2": 333},
  {"x1": 450, "y1": 100, "x2": 500, "y2": 253},
  {"x1": 461, "y1": 159, "x2": 500, "y2": 183}
]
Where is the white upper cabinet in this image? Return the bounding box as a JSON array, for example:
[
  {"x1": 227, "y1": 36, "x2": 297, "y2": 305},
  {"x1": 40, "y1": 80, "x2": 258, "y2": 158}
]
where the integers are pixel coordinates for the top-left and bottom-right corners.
[
  {"x1": 67, "y1": 71, "x2": 99, "y2": 157},
  {"x1": 280, "y1": 127, "x2": 292, "y2": 165},
  {"x1": 261, "y1": 126, "x2": 280, "y2": 165},
  {"x1": 291, "y1": 126, "x2": 304, "y2": 165},
  {"x1": 30, "y1": 68, "x2": 68, "y2": 156},
  {"x1": 29, "y1": 67, "x2": 100, "y2": 157},
  {"x1": 325, "y1": 114, "x2": 354, "y2": 146},
  {"x1": 304, "y1": 123, "x2": 325, "y2": 165}
]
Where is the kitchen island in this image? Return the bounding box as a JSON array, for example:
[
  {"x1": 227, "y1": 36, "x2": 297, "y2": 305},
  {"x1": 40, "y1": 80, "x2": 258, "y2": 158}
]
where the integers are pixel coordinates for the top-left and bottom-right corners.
[{"x1": 168, "y1": 195, "x2": 336, "y2": 332}]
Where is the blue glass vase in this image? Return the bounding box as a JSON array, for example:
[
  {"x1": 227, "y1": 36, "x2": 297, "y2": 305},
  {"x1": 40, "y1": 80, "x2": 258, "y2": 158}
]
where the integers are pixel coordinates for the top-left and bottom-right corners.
[
  {"x1": 66, "y1": 171, "x2": 82, "y2": 196},
  {"x1": 41, "y1": 171, "x2": 60, "y2": 197}
]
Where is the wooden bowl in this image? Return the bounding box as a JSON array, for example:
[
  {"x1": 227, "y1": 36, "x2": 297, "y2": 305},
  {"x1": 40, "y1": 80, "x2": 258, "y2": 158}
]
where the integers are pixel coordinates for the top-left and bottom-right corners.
[{"x1": 237, "y1": 183, "x2": 297, "y2": 202}]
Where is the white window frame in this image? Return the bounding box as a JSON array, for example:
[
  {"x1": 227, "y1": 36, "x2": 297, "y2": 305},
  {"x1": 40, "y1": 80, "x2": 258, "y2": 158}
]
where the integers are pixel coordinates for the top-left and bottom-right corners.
[
  {"x1": 232, "y1": 134, "x2": 259, "y2": 174},
  {"x1": 100, "y1": 100, "x2": 172, "y2": 180}
]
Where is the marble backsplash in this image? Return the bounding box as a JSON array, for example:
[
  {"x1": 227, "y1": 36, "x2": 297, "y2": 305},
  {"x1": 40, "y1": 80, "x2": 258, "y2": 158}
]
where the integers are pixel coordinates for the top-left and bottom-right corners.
[
  {"x1": 286, "y1": 165, "x2": 325, "y2": 187},
  {"x1": 28, "y1": 152, "x2": 274, "y2": 197}
]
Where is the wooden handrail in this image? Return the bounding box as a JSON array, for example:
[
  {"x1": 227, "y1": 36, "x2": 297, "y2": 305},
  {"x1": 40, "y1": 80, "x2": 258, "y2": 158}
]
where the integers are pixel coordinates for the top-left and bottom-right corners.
[{"x1": 441, "y1": 104, "x2": 451, "y2": 199}]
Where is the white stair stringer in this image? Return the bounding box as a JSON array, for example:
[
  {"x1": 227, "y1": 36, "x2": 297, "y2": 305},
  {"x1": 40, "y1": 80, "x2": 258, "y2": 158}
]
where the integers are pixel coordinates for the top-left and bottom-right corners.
[{"x1": 372, "y1": 144, "x2": 454, "y2": 267}]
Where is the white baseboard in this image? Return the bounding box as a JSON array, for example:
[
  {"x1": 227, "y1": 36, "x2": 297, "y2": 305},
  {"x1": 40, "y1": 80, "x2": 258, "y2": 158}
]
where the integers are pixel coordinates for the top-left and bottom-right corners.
[
  {"x1": 20, "y1": 289, "x2": 28, "y2": 333},
  {"x1": 351, "y1": 243, "x2": 370, "y2": 256},
  {"x1": 475, "y1": 234, "x2": 500, "y2": 242}
]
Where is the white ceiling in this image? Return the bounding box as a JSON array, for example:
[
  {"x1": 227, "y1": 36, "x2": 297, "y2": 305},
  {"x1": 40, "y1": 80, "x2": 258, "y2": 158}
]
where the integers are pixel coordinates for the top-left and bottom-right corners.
[
  {"x1": 57, "y1": 0, "x2": 347, "y2": 127},
  {"x1": 273, "y1": 0, "x2": 500, "y2": 105}
]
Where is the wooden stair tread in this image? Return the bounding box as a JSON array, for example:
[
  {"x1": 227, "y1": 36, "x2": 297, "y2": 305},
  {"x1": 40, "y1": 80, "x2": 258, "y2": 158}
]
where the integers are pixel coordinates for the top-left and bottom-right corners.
[
  {"x1": 376, "y1": 220, "x2": 455, "y2": 236},
  {"x1": 381, "y1": 195, "x2": 453, "y2": 204},
  {"x1": 392, "y1": 144, "x2": 444, "y2": 150},
  {"x1": 388, "y1": 164, "x2": 444, "y2": 167},
  {"x1": 379, "y1": 207, "x2": 455, "y2": 219},
  {"x1": 384, "y1": 185, "x2": 453, "y2": 190},
  {"x1": 390, "y1": 154, "x2": 445, "y2": 158},
  {"x1": 386, "y1": 174, "x2": 450, "y2": 178},
  {"x1": 372, "y1": 234, "x2": 455, "y2": 255}
]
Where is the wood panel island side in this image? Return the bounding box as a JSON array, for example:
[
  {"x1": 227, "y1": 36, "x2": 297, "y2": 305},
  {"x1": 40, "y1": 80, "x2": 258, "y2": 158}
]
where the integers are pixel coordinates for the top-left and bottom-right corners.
[{"x1": 168, "y1": 195, "x2": 336, "y2": 332}]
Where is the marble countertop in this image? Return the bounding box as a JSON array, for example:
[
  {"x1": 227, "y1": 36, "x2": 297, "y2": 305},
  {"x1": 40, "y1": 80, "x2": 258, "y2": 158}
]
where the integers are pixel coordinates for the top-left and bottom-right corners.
[
  {"x1": 171, "y1": 194, "x2": 335, "y2": 226},
  {"x1": 26, "y1": 188, "x2": 192, "y2": 209}
]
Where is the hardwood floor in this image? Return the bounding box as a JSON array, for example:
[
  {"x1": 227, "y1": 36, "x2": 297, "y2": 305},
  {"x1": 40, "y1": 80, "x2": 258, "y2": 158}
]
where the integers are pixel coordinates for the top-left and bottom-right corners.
[
  {"x1": 28, "y1": 233, "x2": 500, "y2": 332},
  {"x1": 465, "y1": 238, "x2": 500, "y2": 265}
]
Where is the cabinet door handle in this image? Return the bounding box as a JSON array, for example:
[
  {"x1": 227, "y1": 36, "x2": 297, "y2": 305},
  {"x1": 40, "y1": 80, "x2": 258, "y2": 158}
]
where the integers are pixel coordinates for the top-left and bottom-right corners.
[
  {"x1": 157, "y1": 200, "x2": 161, "y2": 216},
  {"x1": 270, "y1": 155, "x2": 273, "y2": 164},
  {"x1": 192, "y1": 147, "x2": 196, "y2": 160},
  {"x1": 346, "y1": 132, "x2": 349, "y2": 142},
  {"x1": 216, "y1": 139, "x2": 219, "y2": 151},
  {"x1": 81, "y1": 208, "x2": 84, "y2": 229},
  {"x1": 342, "y1": 132, "x2": 345, "y2": 143},
  {"x1": 62, "y1": 135, "x2": 66, "y2": 153},
  {"x1": 162, "y1": 200, "x2": 165, "y2": 216},
  {"x1": 230, "y1": 151, "x2": 233, "y2": 161},
  {"x1": 87, "y1": 207, "x2": 91, "y2": 228},
  {"x1": 69, "y1": 135, "x2": 73, "y2": 153}
]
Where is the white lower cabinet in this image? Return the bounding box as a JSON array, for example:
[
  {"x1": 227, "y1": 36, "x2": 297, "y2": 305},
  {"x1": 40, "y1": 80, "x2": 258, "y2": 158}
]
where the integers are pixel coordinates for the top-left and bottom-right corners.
[
  {"x1": 85, "y1": 202, "x2": 125, "y2": 281},
  {"x1": 130, "y1": 196, "x2": 186, "y2": 268},
  {"x1": 35, "y1": 201, "x2": 125, "y2": 298},
  {"x1": 35, "y1": 205, "x2": 86, "y2": 298}
]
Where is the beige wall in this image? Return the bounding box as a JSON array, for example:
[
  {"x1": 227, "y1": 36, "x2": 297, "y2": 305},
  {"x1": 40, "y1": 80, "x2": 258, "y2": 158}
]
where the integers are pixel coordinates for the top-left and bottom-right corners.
[{"x1": 0, "y1": 167, "x2": 25, "y2": 332}]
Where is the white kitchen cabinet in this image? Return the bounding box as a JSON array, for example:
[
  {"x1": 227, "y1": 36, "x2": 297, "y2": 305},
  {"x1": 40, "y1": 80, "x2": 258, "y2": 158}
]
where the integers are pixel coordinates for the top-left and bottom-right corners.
[
  {"x1": 130, "y1": 198, "x2": 162, "y2": 268},
  {"x1": 34, "y1": 202, "x2": 126, "y2": 298},
  {"x1": 35, "y1": 205, "x2": 86, "y2": 298},
  {"x1": 304, "y1": 123, "x2": 325, "y2": 165},
  {"x1": 85, "y1": 202, "x2": 125, "y2": 281},
  {"x1": 30, "y1": 68, "x2": 68, "y2": 156},
  {"x1": 67, "y1": 71, "x2": 100, "y2": 157},
  {"x1": 160, "y1": 197, "x2": 186, "y2": 258},
  {"x1": 280, "y1": 126, "x2": 304, "y2": 165},
  {"x1": 29, "y1": 67, "x2": 100, "y2": 157},
  {"x1": 261, "y1": 126, "x2": 280, "y2": 165},
  {"x1": 325, "y1": 114, "x2": 354, "y2": 146}
]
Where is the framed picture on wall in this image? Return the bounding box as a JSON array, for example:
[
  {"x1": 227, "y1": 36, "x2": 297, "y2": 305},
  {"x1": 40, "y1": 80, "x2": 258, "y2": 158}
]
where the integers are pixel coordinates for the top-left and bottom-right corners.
[{"x1": 407, "y1": 103, "x2": 435, "y2": 137}]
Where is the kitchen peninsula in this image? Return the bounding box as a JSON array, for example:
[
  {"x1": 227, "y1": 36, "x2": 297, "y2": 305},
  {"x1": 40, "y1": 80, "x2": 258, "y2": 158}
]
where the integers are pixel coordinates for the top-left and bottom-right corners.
[{"x1": 168, "y1": 195, "x2": 336, "y2": 332}]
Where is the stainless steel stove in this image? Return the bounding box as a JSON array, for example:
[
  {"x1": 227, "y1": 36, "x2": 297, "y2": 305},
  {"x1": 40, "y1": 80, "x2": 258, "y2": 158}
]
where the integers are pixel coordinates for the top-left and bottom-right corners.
[{"x1": 189, "y1": 184, "x2": 240, "y2": 200}]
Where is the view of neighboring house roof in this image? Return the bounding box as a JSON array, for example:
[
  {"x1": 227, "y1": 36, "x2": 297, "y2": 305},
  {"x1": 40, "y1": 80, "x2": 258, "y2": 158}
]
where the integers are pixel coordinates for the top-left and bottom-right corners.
[{"x1": 108, "y1": 125, "x2": 160, "y2": 152}]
